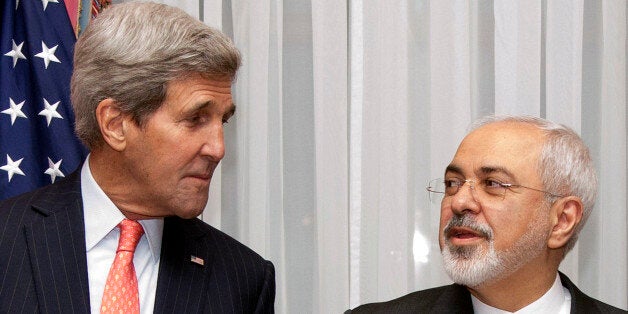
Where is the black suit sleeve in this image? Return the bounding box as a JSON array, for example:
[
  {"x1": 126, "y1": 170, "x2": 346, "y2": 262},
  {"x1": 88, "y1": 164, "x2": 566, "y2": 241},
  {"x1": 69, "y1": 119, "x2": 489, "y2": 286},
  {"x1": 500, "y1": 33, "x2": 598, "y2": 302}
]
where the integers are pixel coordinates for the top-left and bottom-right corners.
[{"x1": 254, "y1": 260, "x2": 276, "y2": 313}]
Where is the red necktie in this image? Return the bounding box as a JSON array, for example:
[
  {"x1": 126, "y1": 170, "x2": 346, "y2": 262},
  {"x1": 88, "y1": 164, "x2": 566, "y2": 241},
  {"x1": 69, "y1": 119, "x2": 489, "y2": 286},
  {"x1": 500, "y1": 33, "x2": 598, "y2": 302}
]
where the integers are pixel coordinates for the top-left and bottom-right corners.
[{"x1": 101, "y1": 219, "x2": 144, "y2": 314}]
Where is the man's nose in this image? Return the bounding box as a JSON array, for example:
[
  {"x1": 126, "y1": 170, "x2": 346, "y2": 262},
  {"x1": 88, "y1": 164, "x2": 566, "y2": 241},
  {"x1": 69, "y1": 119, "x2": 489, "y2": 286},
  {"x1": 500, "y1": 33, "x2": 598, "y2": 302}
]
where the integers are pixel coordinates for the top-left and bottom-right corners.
[
  {"x1": 448, "y1": 180, "x2": 481, "y2": 215},
  {"x1": 201, "y1": 124, "x2": 226, "y2": 161}
]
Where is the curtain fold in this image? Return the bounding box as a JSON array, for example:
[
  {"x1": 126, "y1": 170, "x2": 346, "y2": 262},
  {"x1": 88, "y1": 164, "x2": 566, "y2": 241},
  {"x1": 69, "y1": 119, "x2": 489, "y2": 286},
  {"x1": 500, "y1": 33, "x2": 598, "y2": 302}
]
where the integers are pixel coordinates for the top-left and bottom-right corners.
[
  {"x1": 154, "y1": 0, "x2": 626, "y2": 312},
  {"x1": 348, "y1": 0, "x2": 364, "y2": 308},
  {"x1": 311, "y1": 1, "x2": 349, "y2": 312}
]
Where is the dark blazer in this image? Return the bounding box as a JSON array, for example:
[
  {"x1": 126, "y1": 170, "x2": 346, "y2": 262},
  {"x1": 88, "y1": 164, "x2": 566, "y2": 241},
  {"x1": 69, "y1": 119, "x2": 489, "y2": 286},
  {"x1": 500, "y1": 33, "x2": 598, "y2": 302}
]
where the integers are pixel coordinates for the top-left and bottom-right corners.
[
  {"x1": 0, "y1": 170, "x2": 275, "y2": 313},
  {"x1": 347, "y1": 272, "x2": 626, "y2": 313}
]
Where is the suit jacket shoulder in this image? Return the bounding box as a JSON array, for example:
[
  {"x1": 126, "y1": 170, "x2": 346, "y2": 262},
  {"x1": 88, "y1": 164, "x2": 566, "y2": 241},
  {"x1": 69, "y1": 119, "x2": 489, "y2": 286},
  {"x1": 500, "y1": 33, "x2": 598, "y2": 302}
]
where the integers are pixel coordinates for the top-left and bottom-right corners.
[
  {"x1": 154, "y1": 216, "x2": 276, "y2": 313},
  {"x1": 559, "y1": 272, "x2": 626, "y2": 313},
  {"x1": 0, "y1": 172, "x2": 89, "y2": 313},
  {"x1": 347, "y1": 284, "x2": 473, "y2": 314}
]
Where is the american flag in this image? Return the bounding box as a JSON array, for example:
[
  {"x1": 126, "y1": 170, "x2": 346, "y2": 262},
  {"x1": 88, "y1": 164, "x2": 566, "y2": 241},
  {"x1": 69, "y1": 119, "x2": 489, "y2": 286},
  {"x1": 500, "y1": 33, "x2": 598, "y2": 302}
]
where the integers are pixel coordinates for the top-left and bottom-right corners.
[
  {"x1": 1, "y1": 0, "x2": 87, "y2": 200},
  {"x1": 190, "y1": 255, "x2": 205, "y2": 266}
]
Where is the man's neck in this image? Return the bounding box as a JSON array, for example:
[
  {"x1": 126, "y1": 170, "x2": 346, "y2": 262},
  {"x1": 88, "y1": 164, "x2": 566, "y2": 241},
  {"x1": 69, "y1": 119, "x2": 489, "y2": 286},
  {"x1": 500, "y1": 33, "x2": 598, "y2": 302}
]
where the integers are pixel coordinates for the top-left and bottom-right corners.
[
  {"x1": 88, "y1": 150, "x2": 161, "y2": 220},
  {"x1": 466, "y1": 257, "x2": 560, "y2": 312}
]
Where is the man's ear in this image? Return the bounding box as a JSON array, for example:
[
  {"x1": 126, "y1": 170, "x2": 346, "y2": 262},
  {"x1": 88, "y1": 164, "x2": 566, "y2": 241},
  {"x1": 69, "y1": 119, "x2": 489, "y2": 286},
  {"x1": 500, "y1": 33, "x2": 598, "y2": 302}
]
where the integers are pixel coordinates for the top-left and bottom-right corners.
[
  {"x1": 95, "y1": 98, "x2": 128, "y2": 151},
  {"x1": 548, "y1": 196, "x2": 583, "y2": 249}
]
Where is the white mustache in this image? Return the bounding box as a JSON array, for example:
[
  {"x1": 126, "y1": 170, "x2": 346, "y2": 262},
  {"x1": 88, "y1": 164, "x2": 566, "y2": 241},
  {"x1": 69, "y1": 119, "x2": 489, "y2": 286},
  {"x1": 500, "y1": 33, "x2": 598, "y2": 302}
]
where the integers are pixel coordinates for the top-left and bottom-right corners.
[{"x1": 444, "y1": 214, "x2": 493, "y2": 240}]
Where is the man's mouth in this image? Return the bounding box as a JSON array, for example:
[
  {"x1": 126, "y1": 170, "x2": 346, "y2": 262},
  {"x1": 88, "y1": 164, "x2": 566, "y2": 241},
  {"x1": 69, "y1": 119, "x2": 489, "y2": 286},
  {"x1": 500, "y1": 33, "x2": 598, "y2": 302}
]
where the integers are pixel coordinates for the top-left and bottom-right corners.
[
  {"x1": 450, "y1": 227, "x2": 481, "y2": 238},
  {"x1": 187, "y1": 165, "x2": 217, "y2": 182},
  {"x1": 191, "y1": 174, "x2": 211, "y2": 180},
  {"x1": 447, "y1": 227, "x2": 484, "y2": 243},
  {"x1": 185, "y1": 171, "x2": 213, "y2": 183}
]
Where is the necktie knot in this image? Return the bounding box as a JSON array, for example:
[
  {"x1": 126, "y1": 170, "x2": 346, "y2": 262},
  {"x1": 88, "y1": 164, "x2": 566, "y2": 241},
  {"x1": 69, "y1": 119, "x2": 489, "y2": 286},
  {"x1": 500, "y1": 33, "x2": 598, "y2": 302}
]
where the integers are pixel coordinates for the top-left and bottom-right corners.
[{"x1": 117, "y1": 219, "x2": 144, "y2": 253}]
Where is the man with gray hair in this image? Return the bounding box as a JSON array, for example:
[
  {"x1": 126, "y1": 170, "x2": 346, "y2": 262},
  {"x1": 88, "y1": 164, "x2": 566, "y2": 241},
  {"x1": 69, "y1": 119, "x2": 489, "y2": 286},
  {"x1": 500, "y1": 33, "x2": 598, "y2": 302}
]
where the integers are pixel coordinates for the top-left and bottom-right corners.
[
  {"x1": 0, "y1": 2, "x2": 275, "y2": 313},
  {"x1": 348, "y1": 115, "x2": 624, "y2": 313}
]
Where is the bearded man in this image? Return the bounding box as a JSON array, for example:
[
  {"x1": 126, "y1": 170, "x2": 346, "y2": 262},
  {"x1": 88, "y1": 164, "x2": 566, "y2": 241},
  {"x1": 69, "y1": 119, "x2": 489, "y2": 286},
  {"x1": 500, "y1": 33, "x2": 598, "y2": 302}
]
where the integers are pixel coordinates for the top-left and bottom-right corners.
[{"x1": 347, "y1": 115, "x2": 624, "y2": 313}]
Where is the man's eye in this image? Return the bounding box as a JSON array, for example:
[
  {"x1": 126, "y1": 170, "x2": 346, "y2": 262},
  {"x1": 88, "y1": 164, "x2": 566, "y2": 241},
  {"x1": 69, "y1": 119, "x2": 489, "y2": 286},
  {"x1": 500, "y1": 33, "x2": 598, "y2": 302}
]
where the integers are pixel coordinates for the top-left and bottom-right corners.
[
  {"x1": 223, "y1": 112, "x2": 235, "y2": 125},
  {"x1": 484, "y1": 179, "x2": 504, "y2": 189},
  {"x1": 444, "y1": 179, "x2": 461, "y2": 188},
  {"x1": 186, "y1": 115, "x2": 207, "y2": 125}
]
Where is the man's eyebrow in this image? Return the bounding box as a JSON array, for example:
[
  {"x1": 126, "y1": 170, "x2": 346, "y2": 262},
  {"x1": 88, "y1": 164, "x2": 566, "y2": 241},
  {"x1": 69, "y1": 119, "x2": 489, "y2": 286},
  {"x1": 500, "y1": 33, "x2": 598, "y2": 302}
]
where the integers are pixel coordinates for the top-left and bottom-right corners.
[
  {"x1": 186, "y1": 101, "x2": 236, "y2": 115},
  {"x1": 187, "y1": 100, "x2": 213, "y2": 112},
  {"x1": 444, "y1": 164, "x2": 463, "y2": 175},
  {"x1": 444, "y1": 164, "x2": 516, "y2": 179},
  {"x1": 479, "y1": 166, "x2": 515, "y2": 178}
]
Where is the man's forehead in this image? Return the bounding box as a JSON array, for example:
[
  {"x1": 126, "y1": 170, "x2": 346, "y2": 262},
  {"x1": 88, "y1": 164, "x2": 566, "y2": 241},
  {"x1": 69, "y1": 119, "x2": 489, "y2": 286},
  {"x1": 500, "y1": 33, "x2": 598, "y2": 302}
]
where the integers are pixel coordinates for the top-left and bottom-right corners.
[
  {"x1": 461, "y1": 121, "x2": 544, "y2": 150},
  {"x1": 449, "y1": 121, "x2": 544, "y2": 177}
]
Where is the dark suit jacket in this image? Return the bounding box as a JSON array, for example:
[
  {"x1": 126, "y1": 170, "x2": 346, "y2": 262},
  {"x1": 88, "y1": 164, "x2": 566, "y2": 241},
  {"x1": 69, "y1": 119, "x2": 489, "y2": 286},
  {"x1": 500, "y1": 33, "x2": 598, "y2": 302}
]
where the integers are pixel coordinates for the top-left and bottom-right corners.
[
  {"x1": 0, "y1": 170, "x2": 275, "y2": 313},
  {"x1": 347, "y1": 272, "x2": 625, "y2": 313}
]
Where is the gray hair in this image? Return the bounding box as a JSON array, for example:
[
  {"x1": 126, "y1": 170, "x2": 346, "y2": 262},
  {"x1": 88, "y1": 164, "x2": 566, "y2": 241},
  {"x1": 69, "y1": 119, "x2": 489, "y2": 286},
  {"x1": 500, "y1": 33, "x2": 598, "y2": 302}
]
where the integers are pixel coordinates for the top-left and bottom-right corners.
[
  {"x1": 71, "y1": 1, "x2": 241, "y2": 149},
  {"x1": 470, "y1": 115, "x2": 597, "y2": 254}
]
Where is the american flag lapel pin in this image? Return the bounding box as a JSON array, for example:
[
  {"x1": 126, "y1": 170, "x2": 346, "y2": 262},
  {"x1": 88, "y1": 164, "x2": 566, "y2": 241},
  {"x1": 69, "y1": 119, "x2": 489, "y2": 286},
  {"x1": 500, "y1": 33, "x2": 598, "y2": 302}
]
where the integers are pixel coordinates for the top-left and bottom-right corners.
[{"x1": 190, "y1": 255, "x2": 205, "y2": 266}]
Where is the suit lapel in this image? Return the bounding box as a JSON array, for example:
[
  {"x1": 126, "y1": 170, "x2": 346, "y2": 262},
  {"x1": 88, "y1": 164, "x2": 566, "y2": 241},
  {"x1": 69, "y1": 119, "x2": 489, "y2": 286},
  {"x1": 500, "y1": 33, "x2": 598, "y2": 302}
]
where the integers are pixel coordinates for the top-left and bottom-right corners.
[
  {"x1": 430, "y1": 284, "x2": 474, "y2": 313},
  {"x1": 154, "y1": 217, "x2": 214, "y2": 312},
  {"x1": 559, "y1": 272, "x2": 600, "y2": 313},
  {"x1": 24, "y1": 171, "x2": 91, "y2": 313}
]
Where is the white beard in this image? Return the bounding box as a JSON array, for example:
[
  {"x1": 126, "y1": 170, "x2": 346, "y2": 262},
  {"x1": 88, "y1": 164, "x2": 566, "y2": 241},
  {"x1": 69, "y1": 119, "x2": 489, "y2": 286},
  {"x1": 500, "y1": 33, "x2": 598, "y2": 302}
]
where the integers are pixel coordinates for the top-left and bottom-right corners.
[{"x1": 441, "y1": 213, "x2": 549, "y2": 288}]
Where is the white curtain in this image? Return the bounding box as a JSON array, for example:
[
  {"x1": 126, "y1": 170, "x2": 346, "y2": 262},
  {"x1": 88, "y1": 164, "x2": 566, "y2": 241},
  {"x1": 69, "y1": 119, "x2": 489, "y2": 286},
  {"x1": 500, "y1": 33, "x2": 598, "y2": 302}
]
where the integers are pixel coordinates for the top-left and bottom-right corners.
[{"x1": 152, "y1": 0, "x2": 626, "y2": 312}]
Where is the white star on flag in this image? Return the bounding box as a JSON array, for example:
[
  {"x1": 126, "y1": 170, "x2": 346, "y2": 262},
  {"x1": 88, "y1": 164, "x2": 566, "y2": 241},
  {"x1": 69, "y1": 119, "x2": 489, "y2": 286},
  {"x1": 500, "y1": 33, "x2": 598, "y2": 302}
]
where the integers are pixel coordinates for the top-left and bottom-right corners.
[
  {"x1": 44, "y1": 157, "x2": 65, "y2": 183},
  {"x1": 2, "y1": 98, "x2": 27, "y2": 125},
  {"x1": 4, "y1": 40, "x2": 27, "y2": 68},
  {"x1": 38, "y1": 98, "x2": 64, "y2": 126},
  {"x1": 40, "y1": 0, "x2": 59, "y2": 11},
  {"x1": 0, "y1": 155, "x2": 26, "y2": 182},
  {"x1": 34, "y1": 41, "x2": 60, "y2": 69}
]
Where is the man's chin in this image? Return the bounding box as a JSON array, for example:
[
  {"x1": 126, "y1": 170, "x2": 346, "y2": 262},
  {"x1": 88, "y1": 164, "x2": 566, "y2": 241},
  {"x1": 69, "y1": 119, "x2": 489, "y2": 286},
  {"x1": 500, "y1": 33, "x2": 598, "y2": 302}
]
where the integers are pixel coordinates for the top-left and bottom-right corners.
[
  {"x1": 441, "y1": 244, "x2": 504, "y2": 287},
  {"x1": 175, "y1": 211, "x2": 203, "y2": 219},
  {"x1": 170, "y1": 197, "x2": 208, "y2": 219}
]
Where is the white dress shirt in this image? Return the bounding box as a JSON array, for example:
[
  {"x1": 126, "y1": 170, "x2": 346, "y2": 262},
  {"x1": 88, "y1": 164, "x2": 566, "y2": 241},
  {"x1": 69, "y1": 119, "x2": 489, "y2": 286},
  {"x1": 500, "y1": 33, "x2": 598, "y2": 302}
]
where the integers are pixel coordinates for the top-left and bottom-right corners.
[
  {"x1": 81, "y1": 158, "x2": 163, "y2": 314},
  {"x1": 472, "y1": 273, "x2": 572, "y2": 314}
]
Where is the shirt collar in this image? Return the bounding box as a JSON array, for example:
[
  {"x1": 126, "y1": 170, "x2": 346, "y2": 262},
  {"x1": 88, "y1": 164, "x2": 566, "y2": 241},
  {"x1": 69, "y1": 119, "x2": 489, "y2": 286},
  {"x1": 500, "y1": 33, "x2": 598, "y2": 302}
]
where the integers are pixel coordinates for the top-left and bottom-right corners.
[
  {"x1": 471, "y1": 273, "x2": 570, "y2": 314},
  {"x1": 81, "y1": 155, "x2": 163, "y2": 262}
]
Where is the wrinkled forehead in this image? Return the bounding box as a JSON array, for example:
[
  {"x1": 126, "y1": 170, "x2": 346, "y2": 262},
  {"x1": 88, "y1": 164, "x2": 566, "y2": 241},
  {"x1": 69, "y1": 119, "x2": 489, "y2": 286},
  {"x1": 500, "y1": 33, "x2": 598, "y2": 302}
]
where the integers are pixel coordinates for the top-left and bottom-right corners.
[{"x1": 449, "y1": 121, "x2": 545, "y2": 179}]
